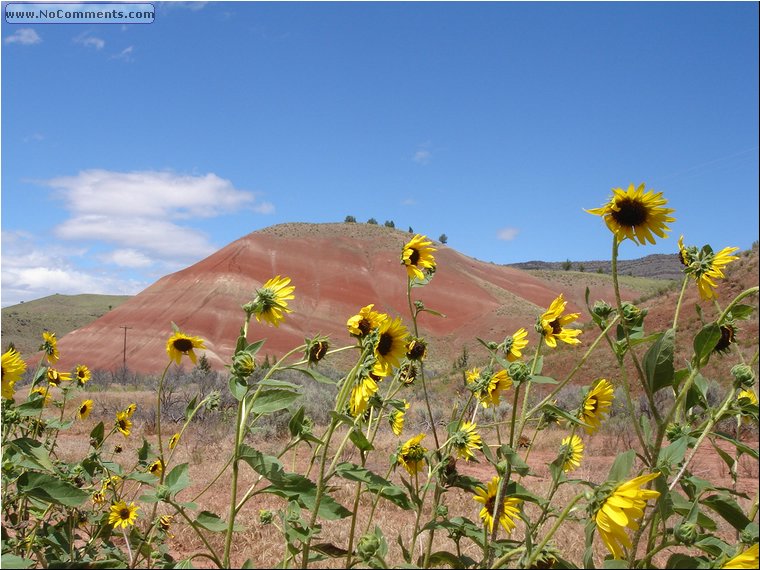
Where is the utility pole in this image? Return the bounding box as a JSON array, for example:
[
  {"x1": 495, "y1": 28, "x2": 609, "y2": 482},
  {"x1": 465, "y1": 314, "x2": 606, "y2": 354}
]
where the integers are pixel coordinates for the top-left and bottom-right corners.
[{"x1": 120, "y1": 326, "x2": 132, "y2": 368}]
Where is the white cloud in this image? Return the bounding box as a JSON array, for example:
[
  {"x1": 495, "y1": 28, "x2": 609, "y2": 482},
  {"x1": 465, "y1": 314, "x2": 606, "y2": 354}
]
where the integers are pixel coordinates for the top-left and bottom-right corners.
[
  {"x1": 23, "y1": 133, "x2": 45, "y2": 143},
  {"x1": 98, "y1": 248, "x2": 153, "y2": 268},
  {"x1": 413, "y1": 149, "x2": 432, "y2": 165},
  {"x1": 75, "y1": 33, "x2": 105, "y2": 50},
  {"x1": 497, "y1": 227, "x2": 520, "y2": 241},
  {"x1": 401, "y1": 198, "x2": 417, "y2": 206},
  {"x1": 4, "y1": 28, "x2": 41, "y2": 45},
  {"x1": 112, "y1": 46, "x2": 134, "y2": 61}
]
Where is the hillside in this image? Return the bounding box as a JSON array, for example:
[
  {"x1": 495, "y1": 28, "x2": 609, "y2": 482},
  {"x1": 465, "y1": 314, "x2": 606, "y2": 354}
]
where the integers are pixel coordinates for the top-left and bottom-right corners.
[
  {"x1": 1, "y1": 294, "x2": 131, "y2": 356},
  {"x1": 508, "y1": 253, "x2": 684, "y2": 280}
]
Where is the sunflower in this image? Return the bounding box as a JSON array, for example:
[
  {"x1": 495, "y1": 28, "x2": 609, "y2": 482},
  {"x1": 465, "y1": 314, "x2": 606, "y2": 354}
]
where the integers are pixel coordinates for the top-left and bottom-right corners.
[
  {"x1": 92, "y1": 490, "x2": 106, "y2": 506},
  {"x1": 2, "y1": 347, "x2": 26, "y2": 399},
  {"x1": 713, "y1": 323, "x2": 737, "y2": 355},
  {"x1": 559, "y1": 434, "x2": 584, "y2": 472},
  {"x1": 247, "y1": 275, "x2": 295, "y2": 327},
  {"x1": 397, "y1": 433, "x2": 428, "y2": 476},
  {"x1": 401, "y1": 234, "x2": 436, "y2": 281},
  {"x1": 579, "y1": 379, "x2": 614, "y2": 434},
  {"x1": 586, "y1": 183, "x2": 675, "y2": 246},
  {"x1": 168, "y1": 433, "x2": 181, "y2": 450},
  {"x1": 406, "y1": 337, "x2": 427, "y2": 361},
  {"x1": 738, "y1": 390, "x2": 758, "y2": 426},
  {"x1": 451, "y1": 421, "x2": 483, "y2": 462},
  {"x1": 473, "y1": 476, "x2": 522, "y2": 534},
  {"x1": 158, "y1": 514, "x2": 175, "y2": 538},
  {"x1": 347, "y1": 304, "x2": 387, "y2": 337},
  {"x1": 466, "y1": 367, "x2": 512, "y2": 408},
  {"x1": 694, "y1": 246, "x2": 740, "y2": 301},
  {"x1": 389, "y1": 401, "x2": 409, "y2": 436},
  {"x1": 677, "y1": 235, "x2": 695, "y2": 267},
  {"x1": 47, "y1": 367, "x2": 72, "y2": 387},
  {"x1": 350, "y1": 375, "x2": 379, "y2": 417},
  {"x1": 166, "y1": 331, "x2": 206, "y2": 366},
  {"x1": 373, "y1": 316, "x2": 408, "y2": 377},
  {"x1": 538, "y1": 295, "x2": 582, "y2": 348},
  {"x1": 108, "y1": 501, "x2": 139, "y2": 529},
  {"x1": 30, "y1": 386, "x2": 52, "y2": 406},
  {"x1": 723, "y1": 543, "x2": 759, "y2": 569},
  {"x1": 124, "y1": 403, "x2": 137, "y2": 417},
  {"x1": 148, "y1": 459, "x2": 163, "y2": 477},
  {"x1": 41, "y1": 331, "x2": 60, "y2": 364},
  {"x1": 595, "y1": 472, "x2": 660, "y2": 559},
  {"x1": 77, "y1": 399, "x2": 94, "y2": 420},
  {"x1": 115, "y1": 411, "x2": 132, "y2": 437},
  {"x1": 75, "y1": 364, "x2": 91, "y2": 386},
  {"x1": 504, "y1": 328, "x2": 529, "y2": 362}
]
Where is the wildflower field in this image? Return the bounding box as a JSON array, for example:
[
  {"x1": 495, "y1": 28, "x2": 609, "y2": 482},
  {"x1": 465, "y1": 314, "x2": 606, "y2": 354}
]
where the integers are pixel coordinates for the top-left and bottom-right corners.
[{"x1": 2, "y1": 184, "x2": 758, "y2": 569}]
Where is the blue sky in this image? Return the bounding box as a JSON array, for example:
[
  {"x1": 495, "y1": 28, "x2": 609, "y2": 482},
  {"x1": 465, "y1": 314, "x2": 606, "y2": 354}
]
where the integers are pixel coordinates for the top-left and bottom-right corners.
[{"x1": 2, "y1": 1, "x2": 758, "y2": 307}]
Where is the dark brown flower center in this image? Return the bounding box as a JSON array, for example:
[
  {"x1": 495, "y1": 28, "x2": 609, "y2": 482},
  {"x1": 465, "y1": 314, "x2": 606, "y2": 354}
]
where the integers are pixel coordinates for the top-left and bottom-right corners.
[
  {"x1": 611, "y1": 197, "x2": 648, "y2": 227},
  {"x1": 173, "y1": 338, "x2": 194, "y2": 352},
  {"x1": 549, "y1": 319, "x2": 563, "y2": 335},
  {"x1": 408, "y1": 248, "x2": 420, "y2": 266},
  {"x1": 377, "y1": 332, "x2": 393, "y2": 356},
  {"x1": 120, "y1": 508, "x2": 131, "y2": 519},
  {"x1": 714, "y1": 325, "x2": 734, "y2": 353}
]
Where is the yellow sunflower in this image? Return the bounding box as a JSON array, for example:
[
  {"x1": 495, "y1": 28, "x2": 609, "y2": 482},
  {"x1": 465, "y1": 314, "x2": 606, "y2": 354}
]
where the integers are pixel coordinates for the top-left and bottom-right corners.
[
  {"x1": 168, "y1": 432, "x2": 181, "y2": 450},
  {"x1": 397, "y1": 433, "x2": 427, "y2": 476},
  {"x1": 560, "y1": 434, "x2": 584, "y2": 472},
  {"x1": 401, "y1": 234, "x2": 437, "y2": 281},
  {"x1": 77, "y1": 399, "x2": 94, "y2": 420},
  {"x1": 2, "y1": 347, "x2": 26, "y2": 400},
  {"x1": 108, "y1": 501, "x2": 139, "y2": 529},
  {"x1": 586, "y1": 183, "x2": 675, "y2": 245},
  {"x1": 41, "y1": 331, "x2": 60, "y2": 364},
  {"x1": 677, "y1": 235, "x2": 694, "y2": 267},
  {"x1": 466, "y1": 367, "x2": 512, "y2": 408},
  {"x1": 166, "y1": 331, "x2": 206, "y2": 366},
  {"x1": 373, "y1": 316, "x2": 408, "y2": 377},
  {"x1": 738, "y1": 390, "x2": 758, "y2": 425},
  {"x1": 538, "y1": 294, "x2": 582, "y2": 348},
  {"x1": 579, "y1": 379, "x2": 614, "y2": 434},
  {"x1": 115, "y1": 411, "x2": 132, "y2": 437},
  {"x1": 473, "y1": 476, "x2": 522, "y2": 534},
  {"x1": 148, "y1": 459, "x2": 163, "y2": 477},
  {"x1": 47, "y1": 367, "x2": 72, "y2": 387},
  {"x1": 124, "y1": 403, "x2": 137, "y2": 417},
  {"x1": 247, "y1": 275, "x2": 295, "y2": 327},
  {"x1": 504, "y1": 328, "x2": 529, "y2": 362},
  {"x1": 451, "y1": 421, "x2": 483, "y2": 461},
  {"x1": 30, "y1": 386, "x2": 52, "y2": 406},
  {"x1": 75, "y1": 364, "x2": 91, "y2": 386},
  {"x1": 347, "y1": 304, "x2": 387, "y2": 337},
  {"x1": 595, "y1": 472, "x2": 660, "y2": 559},
  {"x1": 389, "y1": 401, "x2": 409, "y2": 436},
  {"x1": 350, "y1": 375, "x2": 379, "y2": 417},
  {"x1": 695, "y1": 246, "x2": 740, "y2": 301},
  {"x1": 159, "y1": 514, "x2": 175, "y2": 538},
  {"x1": 723, "y1": 543, "x2": 759, "y2": 569}
]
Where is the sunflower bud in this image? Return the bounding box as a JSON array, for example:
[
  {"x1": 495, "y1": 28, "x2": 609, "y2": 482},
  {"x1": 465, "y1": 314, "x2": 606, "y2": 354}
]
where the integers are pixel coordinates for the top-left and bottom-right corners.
[
  {"x1": 508, "y1": 361, "x2": 532, "y2": 386},
  {"x1": 674, "y1": 520, "x2": 699, "y2": 545},
  {"x1": 665, "y1": 423, "x2": 689, "y2": 442},
  {"x1": 259, "y1": 509, "x2": 274, "y2": 525},
  {"x1": 592, "y1": 300, "x2": 614, "y2": 321},
  {"x1": 435, "y1": 504, "x2": 449, "y2": 519},
  {"x1": 232, "y1": 352, "x2": 256, "y2": 378},
  {"x1": 356, "y1": 532, "x2": 381, "y2": 562},
  {"x1": 732, "y1": 364, "x2": 756, "y2": 389}
]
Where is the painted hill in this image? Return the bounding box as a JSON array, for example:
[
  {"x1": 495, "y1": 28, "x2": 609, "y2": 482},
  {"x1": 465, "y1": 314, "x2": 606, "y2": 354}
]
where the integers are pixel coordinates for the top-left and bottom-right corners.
[{"x1": 29, "y1": 223, "x2": 652, "y2": 375}]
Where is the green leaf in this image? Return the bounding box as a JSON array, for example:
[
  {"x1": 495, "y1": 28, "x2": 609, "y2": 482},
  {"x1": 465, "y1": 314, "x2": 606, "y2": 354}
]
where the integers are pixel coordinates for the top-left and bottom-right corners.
[
  {"x1": 251, "y1": 388, "x2": 300, "y2": 414},
  {"x1": 530, "y1": 375, "x2": 558, "y2": 385},
  {"x1": 349, "y1": 428, "x2": 374, "y2": 452},
  {"x1": 1, "y1": 554, "x2": 36, "y2": 569},
  {"x1": 426, "y1": 551, "x2": 472, "y2": 568},
  {"x1": 644, "y1": 328, "x2": 675, "y2": 393},
  {"x1": 289, "y1": 406, "x2": 306, "y2": 438},
  {"x1": 726, "y1": 303, "x2": 755, "y2": 321},
  {"x1": 185, "y1": 395, "x2": 198, "y2": 419},
  {"x1": 90, "y1": 421, "x2": 105, "y2": 447},
  {"x1": 285, "y1": 366, "x2": 337, "y2": 385},
  {"x1": 541, "y1": 403, "x2": 592, "y2": 430},
  {"x1": 126, "y1": 472, "x2": 158, "y2": 484},
  {"x1": 497, "y1": 445, "x2": 530, "y2": 476},
  {"x1": 602, "y1": 560, "x2": 628, "y2": 569},
  {"x1": 711, "y1": 432, "x2": 759, "y2": 460},
  {"x1": 194, "y1": 510, "x2": 244, "y2": 532},
  {"x1": 666, "y1": 553, "x2": 709, "y2": 569},
  {"x1": 693, "y1": 323, "x2": 721, "y2": 366},
  {"x1": 229, "y1": 375, "x2": 248, "y2": 401},
  {"x1": 137, "y1": 438, "x2": 151, "y2": 462},
  {"x1": 15, "y1": 398, "x2": 45, "y2": 417},
  {"x1": 9, "y1": 437, "x2": 55, "y2": 471},
  {"x1": 701, "y1": 494, "x2": 751, "y2": 531},
  {"x1": 312, "y1": 543, "x2": 349, "y2": 558},
  {"x1": 607, "y1": 449, "x2": 635, "y2": 482},
  {"x1": 693, "y1": 535, "x2": 731, "y2": 557},
  {"x1": 244, "y1": 339, "x2": 266, "y2": 357},
  {"x1": 17, "y1": 472, "x2": 89, "y2": 507},
  {"x1": 334, "y1": 463, "x2": 412, "y2": 510},
  {"x1": 165, "y1": 463, "x2": 190, "y2": 495},
  {"x1": 658, "y1": 437, "x2": 689, "y2": 470}
]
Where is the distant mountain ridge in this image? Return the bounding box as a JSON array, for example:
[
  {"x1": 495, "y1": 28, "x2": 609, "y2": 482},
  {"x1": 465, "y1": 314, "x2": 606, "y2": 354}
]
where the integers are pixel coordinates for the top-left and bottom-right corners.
[{"x1": 507, "y1": 253, "x2": 684, "y2": 280}]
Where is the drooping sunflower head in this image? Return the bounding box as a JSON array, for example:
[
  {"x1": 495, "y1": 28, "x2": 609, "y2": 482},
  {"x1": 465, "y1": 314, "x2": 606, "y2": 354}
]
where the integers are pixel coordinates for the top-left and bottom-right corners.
[
  {"x1": 2, "y1": 347, "x2": 27, "y2": 400},
  {"x1": 77, "y1": 399, "x2": 94, "y2": 420},
  {"x1": 40, "y1": 331, "x2": 60, "y2": 364},
  {"x1": 451, "y1": 421, "x2": 483, "y2": 462},
  {"x1": 124, "y1": 403, "x2": 137, "y2": 418},
  {"x1": 305, "y1": 335, "x2": 330, "y2": 366},
  {"x1": 690, "y1": 244, "x2": 741, "y2": 301},
  {"x1": 158, "y1": 514, "x2": 175, "y2": 538},
  {"x1": 349, "y1": 375, "x2": 379, "y2": 417},
  {"x1": 405, "y1": 337, "x2": 428, "y2": 361},
  {"x1": 47, "y1": 367, "x2": 72, "y2": 387},
  {"x1": 713, "y1": 323, "x2": 737, "y2": 355},
  {"x1": 503, "y1": 328, "x2": 529, "y2": 362},
  {"x1": 594, "y1": 472, "x2": 660, "y2": 559},
  {"x1": 559, "y1": 434, "x2": 584, "y2": 472},
  {"x1": 148, "y1": 459, "x2": 163, "y2": 477},
  {"x1": 30, "y1": 386, "x2": 52, "y2": 406},
  {"x1": 373, "y1": 316, "x2": 408, "y2": 377},
  {"x1": 389, "y1": 400, "x2": 409, "y2": 436},
  {"x1": 396, "y1": 433, "x2": 428, "y2": 476},
  {"x1": 466, "y1": 367, "x2": 512, "y2": 408},
  {"x1": 579, "y1": 379, "x2": 614, "y2": 435},
  {"x1": 166, "y1": 331, "x2": 206, "y2": 366},
  {"x1": 401, "y1": 234, "x2": 437, "y2": 281},
  {"x1": 245, "y1": 275, "x2": 295, "y2": 327},
  {"x1": 108, "y1": 500, "x2": 139, "y2": 529},
  {"x1": 585, "y1": 183, "x2": 675, "y2": 246},
  {"x1": 537, "y1": 294, "x2": 582, "y2": 349},
  {"x1": 168, "y1": 432, "x2": 181, "y2": 450},
  {"x1": 397, "y1": 362, "x2": 419, "y2": 386},
  {"x1": 75, "y1": 364, "x2": 91, "y2": 386},
  {"x1": 677, "y1": 235, "x2": 696, "y2": 267},
  {"x1": 473, "y1": 476, "x2": 522, "y2": 534},
  {"x1": 115, "y1": 411, "x2": 132, "y2": 437},
  {"x1": 347, "y1": 304, "x2": 386, "y2": 337}
]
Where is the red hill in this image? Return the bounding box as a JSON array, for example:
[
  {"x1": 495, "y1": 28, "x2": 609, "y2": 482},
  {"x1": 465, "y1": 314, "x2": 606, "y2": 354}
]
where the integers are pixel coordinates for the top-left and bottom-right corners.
[{"x1": 51, "y1": 223, "x2": 645, "y2": 374}]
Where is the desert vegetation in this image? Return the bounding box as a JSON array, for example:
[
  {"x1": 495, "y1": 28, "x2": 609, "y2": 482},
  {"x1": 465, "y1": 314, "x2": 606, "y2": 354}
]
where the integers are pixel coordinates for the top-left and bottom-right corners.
[{"x1": 2, "y1": 184, "x2": 758, "y2": 569}]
